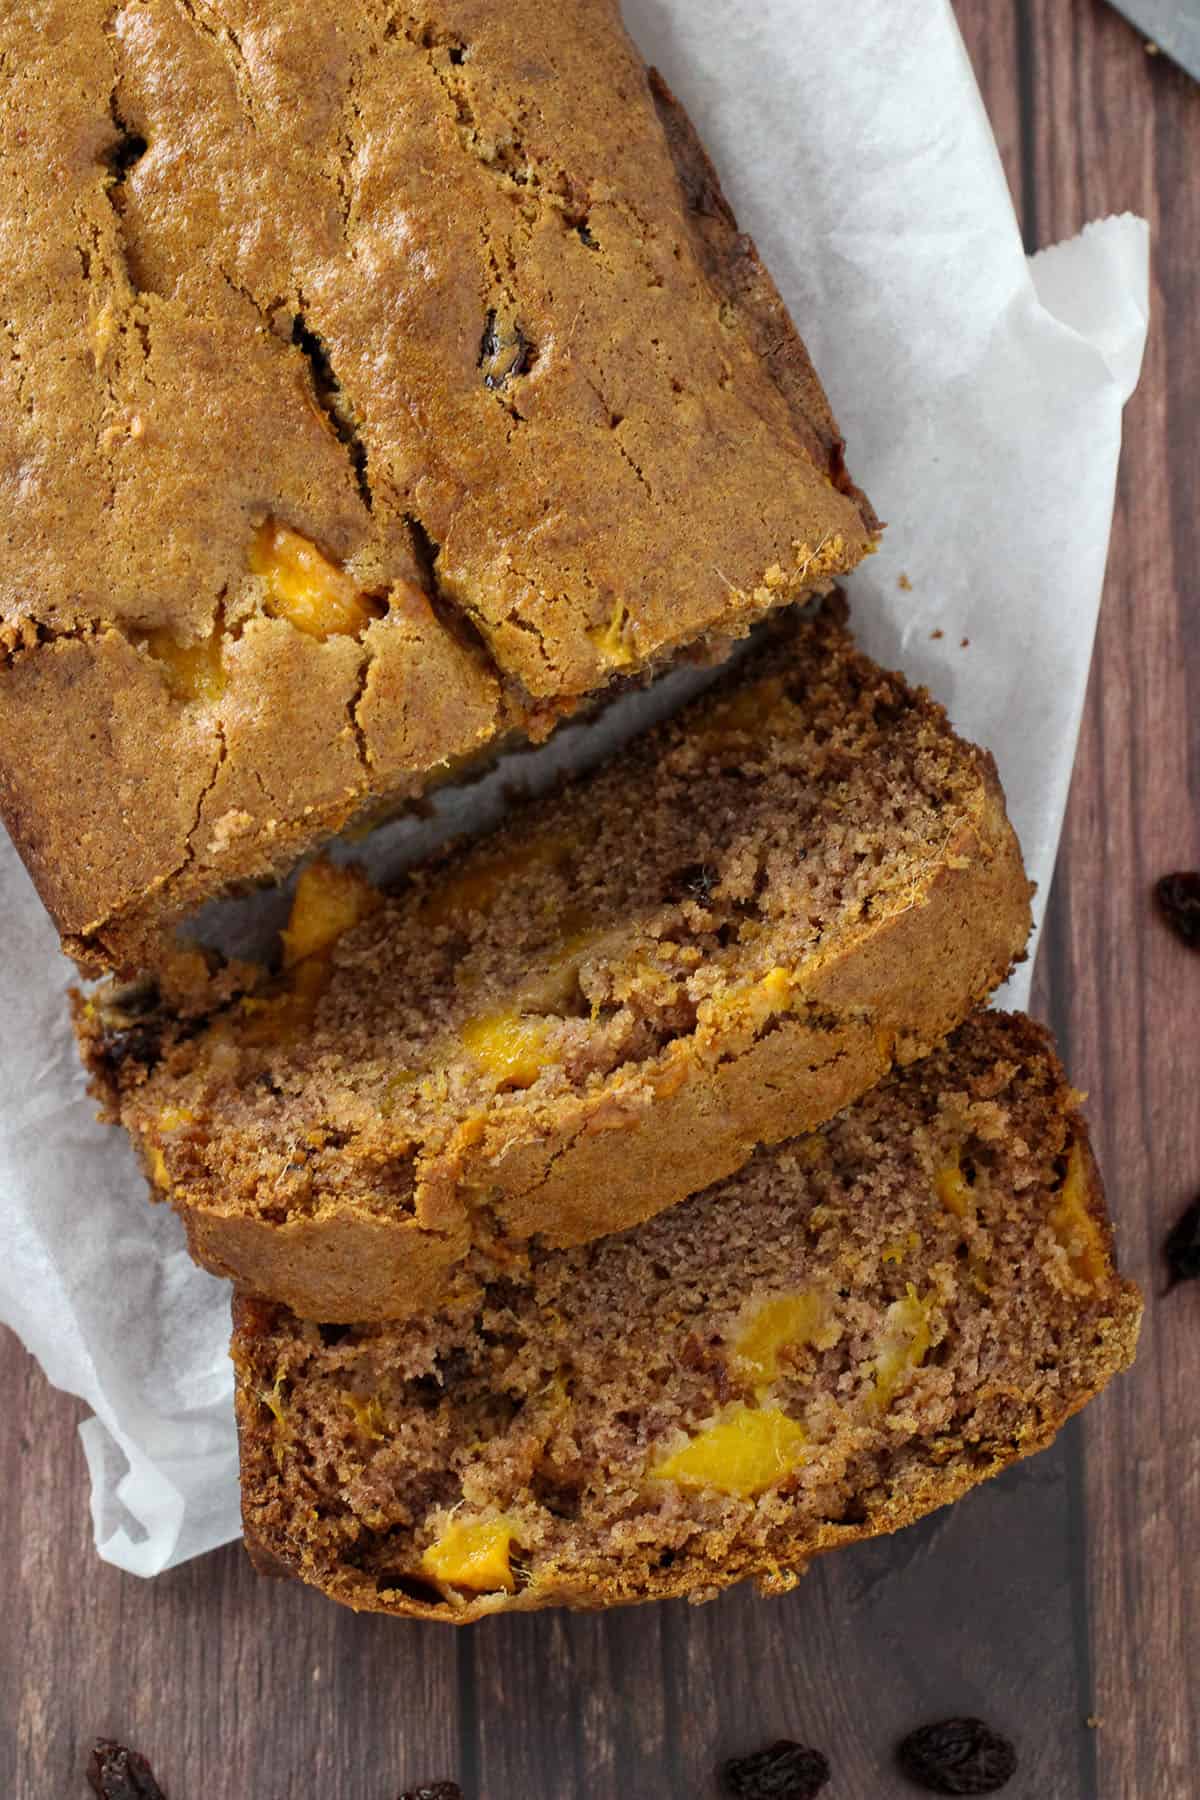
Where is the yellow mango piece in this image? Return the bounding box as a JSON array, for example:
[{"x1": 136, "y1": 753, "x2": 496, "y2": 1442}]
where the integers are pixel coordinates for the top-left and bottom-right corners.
[
  {"x1": 587, "y1": 600, "x2": 635, "y2": 669},
  {"x1": 733, "y1": 1292, "x2": 830, "y2": 1389},
  {"x1": 158, "y1": 1104, "x2": 195, "y2": 1132},
  {"x1": 421, "y1": 1516, "x2": 518, "y2": 1593},
  {"x1": 1049, "y1": 1141, "x2": 1107, "y2": 1288},
  {"x1": 935, "y1": 1149, "x2": 971, "y2": 1219},
  {"x1": 249, "y1": 518, "x2": 382, "y2": 639},
  {"x1": 263, "y1": 1373, "x2": 288, "y2": 1426},
  {"x1": 460, "y1": 1008, "x2": 554, "y2": 1088},
  {"x1": 650, "y1": 1404, "x2": 808, "y2": 1497},
  {"x1": 710, "y1": 965, "x2": 794, "y2": 1035},
  {"x1": 753, "y1": 966, "x2": 794, "y2": 1013},
  {"x1": 341, "y1": 1392, "x2": 387, "y2": 1440},
  {"x1": 145, "y1": 626, "x2": 226, "y2": 705},
  {"x1": 148, "y1": 1145, "x2": 170, "y2": 1190},
  {"x1": 869, "y1": 1285, "x2": 934, "y2": 1411},
  {"x1": 880, "y1": 1231, "x2": 920, "y2": 1266},
  {"x1": 281, "y1": 860, "x2": 378, "y2": 969}
]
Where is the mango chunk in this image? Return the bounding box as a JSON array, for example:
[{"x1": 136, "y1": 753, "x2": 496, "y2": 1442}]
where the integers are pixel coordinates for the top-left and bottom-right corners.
[
  {"x1": 235, "y1": 863, "x2": 377, "y2": 1049},
  {"x1": 458, "y1": 920, "x2": 626, "y2": 1084},
  {"x1": 750, "y1": 966, "x2": 794, "y2": 1014},
  {"x1": 341, "y1": 1392, "x2": 387, "y2": 1441},
  {"x1": 733, "y1": 1292, "x2": 831, "y2": 1389},
  {"x1": 587, "y1": 600, "x2": 635, "y2": 669},
  {"x1": 869, "y1": 1286, "x2": 934, "y2": 1411},
  {"x1": 650, "y1": 1404, "x2": 808, "y2": 1497},
  {"x1": 421, "y1": 1516, "x2": 518, "y2": 1593},
  {"x1": 710, "y1": 965, "x2": 794, "y2": 1035},
  {"x1": 146, "y1": 1102, "x2": 195, "y2": 1189},
  {"x1": 158, "y1": 1104, "x2": 195, "y2": 1132},
  {"x1": 935, "y1": 1149, "x2": 972, "y2": 1219},
  {"x1": 263, "y1": 1373, "x2": 288, "y2": 1426},
  {"x1": 249, "y1": 518, "x2": 383, "y2": 639},
  {"x1": 460, "y1": 1008, "x2": 554, "y2": 1089},
  {"x1": 880, "y1": 1231, "x2": 920, "y2": 1266},
  {"x1": 281, "y1": 860, "x2": 378, "y2": 968},
  {"x1": 145, "y1": 626, "x2": 226, "y2": 704},
  {"x1": 1049, "y1": 1141, "x2": 1107, "y2": 1288}
]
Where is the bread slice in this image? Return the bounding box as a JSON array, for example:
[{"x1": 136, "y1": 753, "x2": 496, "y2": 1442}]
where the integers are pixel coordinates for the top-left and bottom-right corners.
[
  {"x1": 0, "y1": 3, "x2": 876, "y2": 983},
  {"x1": 232, "y1": 1011, "x2": 1141, "y2": 1620},
  {"x1": 78, "y1": 598, "x2": 1032, "y2": 1322}
]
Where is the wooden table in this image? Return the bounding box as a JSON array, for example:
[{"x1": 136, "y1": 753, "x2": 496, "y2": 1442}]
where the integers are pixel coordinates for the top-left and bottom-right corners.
[{"x1": 2, "y1": 5, "x2": 1196, "y2": 1795}]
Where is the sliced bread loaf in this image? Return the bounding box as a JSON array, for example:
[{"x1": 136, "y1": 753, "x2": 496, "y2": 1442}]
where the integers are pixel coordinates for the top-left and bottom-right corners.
[
  {"x1": 232, "y1": 1011, "x2": 1140, "y2": 1620},
  {"x1": 79, "y1": 598, "x2": 1032, "y2": 1321}
]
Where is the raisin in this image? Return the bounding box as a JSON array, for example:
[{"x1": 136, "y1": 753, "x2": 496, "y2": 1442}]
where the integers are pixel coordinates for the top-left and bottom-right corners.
[
  {"x1": 1164, "y1": 1194, "x2": 1200, "y2": 1289},
  {"x1": 104, "y1": 96, "x2": 148, "y2": 186},
  {"x1": 107, "y1": 981, "x2": 161, "y2": 1018},
  {"x1": 719, "y1": 1739, "x2": 831, "y2": 1799},
  {"x1": 896, "y1": 1718, "x2": 1017, "y2": 1794},
  {"x1": 87, "y1": 1739, "x2": 168, "y2": 1799},
  {"x1": 96, "y1": 1022, "x2": 163, "y2": 1075},
  {"x1": 396, "y1": 1785, "x2": 464, "y2": 1800},
  {"x1": 478, "y1": 309, "x2": 535, "y2": 387},
  {"x1": 664, "y1": 861, "x2": 717, "y2": 904},
  {"x1": 478, "y1": 309, "x2": 499, "y2": 363},
  {"x1": 1155, "y1": 871, "x2": 1200, "y2": 948}
]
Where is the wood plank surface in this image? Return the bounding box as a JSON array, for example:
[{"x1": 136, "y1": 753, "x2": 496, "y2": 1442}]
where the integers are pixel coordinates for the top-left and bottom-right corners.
[
  {"x1": 1020, "y1": 3, "x2": 1200, "y2": 1796},
  {"x1": 1, "y1": 4, "x2": 1196, "y2": 1796}
]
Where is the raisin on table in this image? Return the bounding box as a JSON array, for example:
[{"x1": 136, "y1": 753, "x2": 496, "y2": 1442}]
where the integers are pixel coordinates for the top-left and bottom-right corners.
[
  {"x1": 86, "y1": 1740, "x2": 168, "y2": 1800},
  {"x1": 719, "y1": 1737, "x2": 831, "y2": 1799},
  {"x1": 896, "y1": 1717, "x2": 1017, "y2": 1794},
  {"x1": 1165, "y1": 1194, "x2": 1200, "y2": 1289},
  {"x1": 1155, "y1": 871, "x2": 1200, "y2": 948}
]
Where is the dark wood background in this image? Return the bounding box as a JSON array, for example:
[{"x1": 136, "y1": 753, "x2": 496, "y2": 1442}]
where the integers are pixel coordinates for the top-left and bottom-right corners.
[{"x1": 2, "y1": 4, "x2": 1196, "y2": 1795}]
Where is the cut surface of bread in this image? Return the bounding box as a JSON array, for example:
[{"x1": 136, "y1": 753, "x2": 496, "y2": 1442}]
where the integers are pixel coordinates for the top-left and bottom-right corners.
[
  {"x1": 233, "y1": 1011, "x2": 1141, "y2": 1620},
  {"x1": 77, "y1": 599, "x2": 1032, "y2": 1321},
  {"x1": 0, "y1": 2, "x2": 876, "y2": 979}
]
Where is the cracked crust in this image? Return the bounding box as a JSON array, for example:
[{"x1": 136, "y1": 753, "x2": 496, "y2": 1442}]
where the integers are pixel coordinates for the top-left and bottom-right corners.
[
  {"x1": 0, "y1": 1, "x2": 878, "y2": 978},
  {"x1": 231, "y1": 1012, "x2": 1141, "y2": 1620},
  {"x1": 78, "y1": 600, "x2": 1033, "y2": 1322}
]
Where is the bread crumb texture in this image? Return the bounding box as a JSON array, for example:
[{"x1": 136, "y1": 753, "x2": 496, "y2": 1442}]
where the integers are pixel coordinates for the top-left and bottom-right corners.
[
  {"x1": 78, "y1": 602, "x2": 1032, "y2": 1320},
  {"x1": 232, "y1": 1011, "x2": 1141, "y2": 1620},
  {"x1": 0, "y1": 0, "x2": 877, "y2": 972}
]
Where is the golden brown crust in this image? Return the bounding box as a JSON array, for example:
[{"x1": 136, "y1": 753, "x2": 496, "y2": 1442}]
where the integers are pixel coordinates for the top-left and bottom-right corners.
[
  {"x1": 230, "y1": 1016, "x2": 1142, "y2": 1620},
  {"x1": 646, "y1": 69, "x2": 879, "y2": 535},
  {"x1": 0, "y1": 0, "x2": 876, "y2": 977}
]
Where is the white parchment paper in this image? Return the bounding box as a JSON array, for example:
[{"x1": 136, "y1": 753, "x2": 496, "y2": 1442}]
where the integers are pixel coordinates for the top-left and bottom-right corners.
[{"x1": 0, "y1": 0, "x2": 1149, "y2": 1574}]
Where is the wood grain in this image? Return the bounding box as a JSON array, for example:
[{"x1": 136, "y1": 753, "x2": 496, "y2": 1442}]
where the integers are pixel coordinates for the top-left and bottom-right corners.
[
  {"x1": 1020, "y1": 3, "x2": 1200, "y2": 1795},
  {"x1": 1, "y1": 5, "x2": 1196, "y2": 1796}
]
